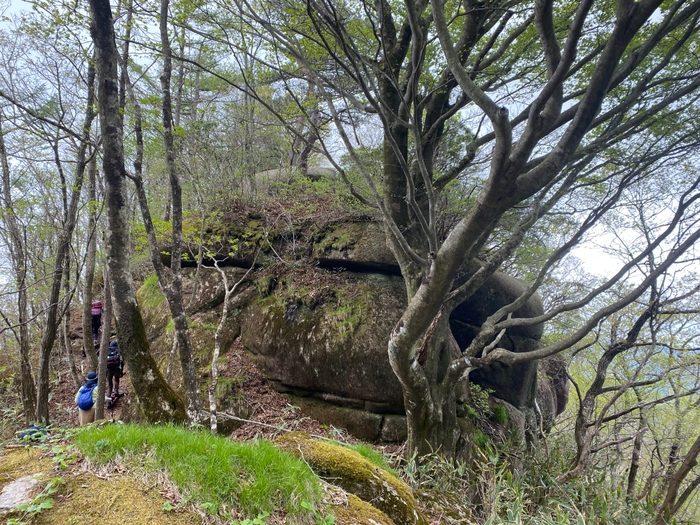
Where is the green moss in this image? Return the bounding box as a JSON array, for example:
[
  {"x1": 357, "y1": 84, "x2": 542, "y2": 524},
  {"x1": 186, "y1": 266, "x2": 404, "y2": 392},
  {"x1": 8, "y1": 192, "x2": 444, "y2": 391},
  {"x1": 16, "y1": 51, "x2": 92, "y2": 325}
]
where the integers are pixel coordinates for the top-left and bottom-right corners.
[
  {"x1": 255, "y1": 275, "x2": 375, "y2": 345},
  {"x1": 316, "y1": 223, "x2": 364, "y2": 253},
  {"x1": 0, "y1": 447, "x2": 47, "y2": 486},
  {"x1": 34, "y1": 473, "x2": 199, "y2": 525},
  {"x1": 275, "y1": 433, "x2": 428, "y2": 525},
  {"x1": 214, "y1": 376, "x2": 246, "y2": 401},
  {"x1": 255, "y1": 275, "x2": 279, "y2": 297},
  {"x1": 333, "y1": 493, "x2": 395, "y2": 524}
]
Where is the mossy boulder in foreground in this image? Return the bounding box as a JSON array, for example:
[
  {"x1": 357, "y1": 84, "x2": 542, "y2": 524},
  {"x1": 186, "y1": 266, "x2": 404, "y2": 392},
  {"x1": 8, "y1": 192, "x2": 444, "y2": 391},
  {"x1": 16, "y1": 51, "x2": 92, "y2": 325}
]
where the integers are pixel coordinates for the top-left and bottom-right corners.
[
  {"x1": 275, "y1": 432, "x2": 428, "y2": 525},
  {"x1": 334, "y1": 493, "x2": 396, "y2": 525}
]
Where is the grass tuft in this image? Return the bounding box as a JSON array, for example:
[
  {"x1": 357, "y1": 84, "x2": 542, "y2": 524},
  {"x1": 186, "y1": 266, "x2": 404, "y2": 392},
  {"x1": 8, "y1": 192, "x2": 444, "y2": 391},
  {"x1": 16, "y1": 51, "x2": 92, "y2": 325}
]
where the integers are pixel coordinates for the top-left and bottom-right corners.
[{"x1": 74, "y1": 424, "x2": 323, "y2": 518}]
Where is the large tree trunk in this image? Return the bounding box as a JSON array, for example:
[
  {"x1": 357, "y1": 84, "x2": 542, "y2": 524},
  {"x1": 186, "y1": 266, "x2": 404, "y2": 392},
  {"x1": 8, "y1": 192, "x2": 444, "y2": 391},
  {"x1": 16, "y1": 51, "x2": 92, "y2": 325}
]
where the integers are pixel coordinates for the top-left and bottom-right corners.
[
  {"x1": 0, "y1": 112, "x2": 37, "y2": 424},
  {"x1": 89, "y1": 0, "x2": 187, "y2": 424},
  {"x1": 396, "y1": 313, "x2": 461, "y2": 459}
]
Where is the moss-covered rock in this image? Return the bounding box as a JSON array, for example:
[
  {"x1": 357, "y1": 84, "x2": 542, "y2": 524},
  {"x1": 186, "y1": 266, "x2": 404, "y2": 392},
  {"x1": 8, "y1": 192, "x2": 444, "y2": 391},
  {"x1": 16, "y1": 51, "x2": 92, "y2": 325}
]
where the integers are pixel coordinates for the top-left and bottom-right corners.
[
  {"x1": 135, "y1": 214, "x2": 557, "y2": 445},
  {"x1": 241, "y1": 273, "x2": 407, "y2": 413},
  {"x1": 137, "y1": 275, "x2": 170, "y2": 342},
  {"x1": 333, "y1": 493, "x2": 396, "y2": 525},
  {"x1": 313, "y1": 221, "x2": 396, "y2": 269},
  {"x1": 275, "y1": 433, "x2": 428, "y2": 525},
  {"x1": 0, "y1": 448, "x2": 48, "y2": 494}
]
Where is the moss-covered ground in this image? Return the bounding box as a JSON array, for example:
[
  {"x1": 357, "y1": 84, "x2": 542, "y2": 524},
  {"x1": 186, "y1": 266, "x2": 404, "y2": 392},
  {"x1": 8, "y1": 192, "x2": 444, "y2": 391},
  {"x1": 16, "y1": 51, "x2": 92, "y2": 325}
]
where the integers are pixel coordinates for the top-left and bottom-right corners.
[{"x1": 0, "y1": 445, "x2": 199, "y2": 525}]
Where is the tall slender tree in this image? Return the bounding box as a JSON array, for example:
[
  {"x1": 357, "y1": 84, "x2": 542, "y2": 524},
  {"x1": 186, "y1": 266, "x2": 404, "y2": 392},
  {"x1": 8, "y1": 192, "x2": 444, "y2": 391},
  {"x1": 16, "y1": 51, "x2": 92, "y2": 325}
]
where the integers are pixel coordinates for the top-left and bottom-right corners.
[{"x1": 88, "y1": 0, "x2": 187, "y2": 423}]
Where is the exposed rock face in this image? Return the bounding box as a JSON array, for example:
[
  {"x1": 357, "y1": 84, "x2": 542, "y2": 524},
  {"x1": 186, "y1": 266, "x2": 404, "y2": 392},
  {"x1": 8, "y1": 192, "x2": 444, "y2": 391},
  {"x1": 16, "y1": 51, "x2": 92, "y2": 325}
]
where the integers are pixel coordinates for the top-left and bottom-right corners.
[
  {"x1": 313, "y1": 221, "x2": 400, "y2": 273},
  {"x1": 148, "y1": 219, "x2": 567, "y2": 442},
  {"x1": 240, "y1": 272, "x2": 407, "y2": 413}
]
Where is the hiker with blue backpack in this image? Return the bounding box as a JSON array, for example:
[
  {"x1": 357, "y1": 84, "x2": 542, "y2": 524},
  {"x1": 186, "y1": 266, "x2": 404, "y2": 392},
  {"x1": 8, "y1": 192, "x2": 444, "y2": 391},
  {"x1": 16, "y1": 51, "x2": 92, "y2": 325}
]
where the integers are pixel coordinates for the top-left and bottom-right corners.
[{"x1": 75, "y1": 372, "x2": 99, "y2": 425}]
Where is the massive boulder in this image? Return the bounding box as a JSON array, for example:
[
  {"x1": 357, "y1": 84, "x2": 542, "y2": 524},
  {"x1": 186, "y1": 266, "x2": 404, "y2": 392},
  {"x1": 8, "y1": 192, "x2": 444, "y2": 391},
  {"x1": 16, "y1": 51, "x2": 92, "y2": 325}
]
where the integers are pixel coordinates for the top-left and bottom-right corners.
[
  {"x1": 245, "y1": 222, "x2": 549, "y2": 420},
  {"x1": 150, "y1": 218, "x2": 567, "y2": 442}
]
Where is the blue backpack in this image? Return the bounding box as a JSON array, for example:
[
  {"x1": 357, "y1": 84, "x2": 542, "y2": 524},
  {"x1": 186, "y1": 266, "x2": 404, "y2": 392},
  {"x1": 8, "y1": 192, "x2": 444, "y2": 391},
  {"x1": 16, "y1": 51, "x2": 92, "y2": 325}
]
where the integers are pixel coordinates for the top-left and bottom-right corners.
[{"x1": 78, "y1": 384, "x2": 97, "y2": 410}]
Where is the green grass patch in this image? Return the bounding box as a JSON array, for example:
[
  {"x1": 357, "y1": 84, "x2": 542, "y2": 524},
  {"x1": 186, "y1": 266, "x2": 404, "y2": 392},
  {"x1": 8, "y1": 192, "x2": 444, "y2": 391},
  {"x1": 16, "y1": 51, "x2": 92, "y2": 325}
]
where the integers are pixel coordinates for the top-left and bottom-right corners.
[
  {"x1": 491, "y1": 405, "x2": 508, "y2": 424},
  {"x1": 138, "y1": 275, "x2": 166, "y2": 311},
  {"x1": 73, "y1": 424, "x2": 323, "y2": 518}
]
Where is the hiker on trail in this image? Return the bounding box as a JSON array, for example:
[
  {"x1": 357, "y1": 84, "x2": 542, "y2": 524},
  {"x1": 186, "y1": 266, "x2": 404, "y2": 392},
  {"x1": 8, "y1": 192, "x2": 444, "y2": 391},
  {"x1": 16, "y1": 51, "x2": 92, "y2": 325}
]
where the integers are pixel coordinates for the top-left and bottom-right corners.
[
  {"x1": 75, "y1": 372, "x2": 99, "y2": 425},
  {"x1": 91, "y1": 300, "x2": 103, "y2": 344},
  {"x1": 106, "y1": 340, "x2": 124, "y2": 398}
]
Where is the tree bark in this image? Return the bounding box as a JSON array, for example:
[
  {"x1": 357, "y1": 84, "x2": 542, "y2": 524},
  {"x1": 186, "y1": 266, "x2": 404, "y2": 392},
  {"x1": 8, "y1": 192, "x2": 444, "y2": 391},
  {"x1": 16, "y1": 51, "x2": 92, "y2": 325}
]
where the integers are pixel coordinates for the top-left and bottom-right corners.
[
  {"x1": 89, "y1": 0, "x2": 187, "y2": 424},
  {"x1": 627, "y1": 406, "x2": 648, "y2": 500},
  {"x1": 158, "y1": 0, "x2": 202, "y2": 419}
]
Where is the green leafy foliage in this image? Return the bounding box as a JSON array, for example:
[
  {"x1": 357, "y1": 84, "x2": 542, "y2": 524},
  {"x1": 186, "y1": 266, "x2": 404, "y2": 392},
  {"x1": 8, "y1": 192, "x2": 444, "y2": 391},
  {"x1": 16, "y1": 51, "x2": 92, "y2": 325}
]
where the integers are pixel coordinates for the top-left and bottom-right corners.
[
  {"x1": 224, "y1": 510, "x2": 271, "y2": 525},
  {"x1": 300, "y1": 501, "x2": 334, "y2": 525}
]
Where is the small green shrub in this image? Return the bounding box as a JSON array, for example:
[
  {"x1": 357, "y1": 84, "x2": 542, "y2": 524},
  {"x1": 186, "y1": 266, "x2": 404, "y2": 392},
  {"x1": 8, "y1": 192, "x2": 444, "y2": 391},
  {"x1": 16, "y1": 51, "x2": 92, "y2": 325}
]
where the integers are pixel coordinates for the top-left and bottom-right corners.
[
  {"x1": 469, "y1": 383, "x2": 492, "y2": 419},
  {"x1": 474, "y1": 429, "x2": 489, "y2": 448},
  {"x1": 491, "y1": 405, "x2": 508, "y2": 424}
]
